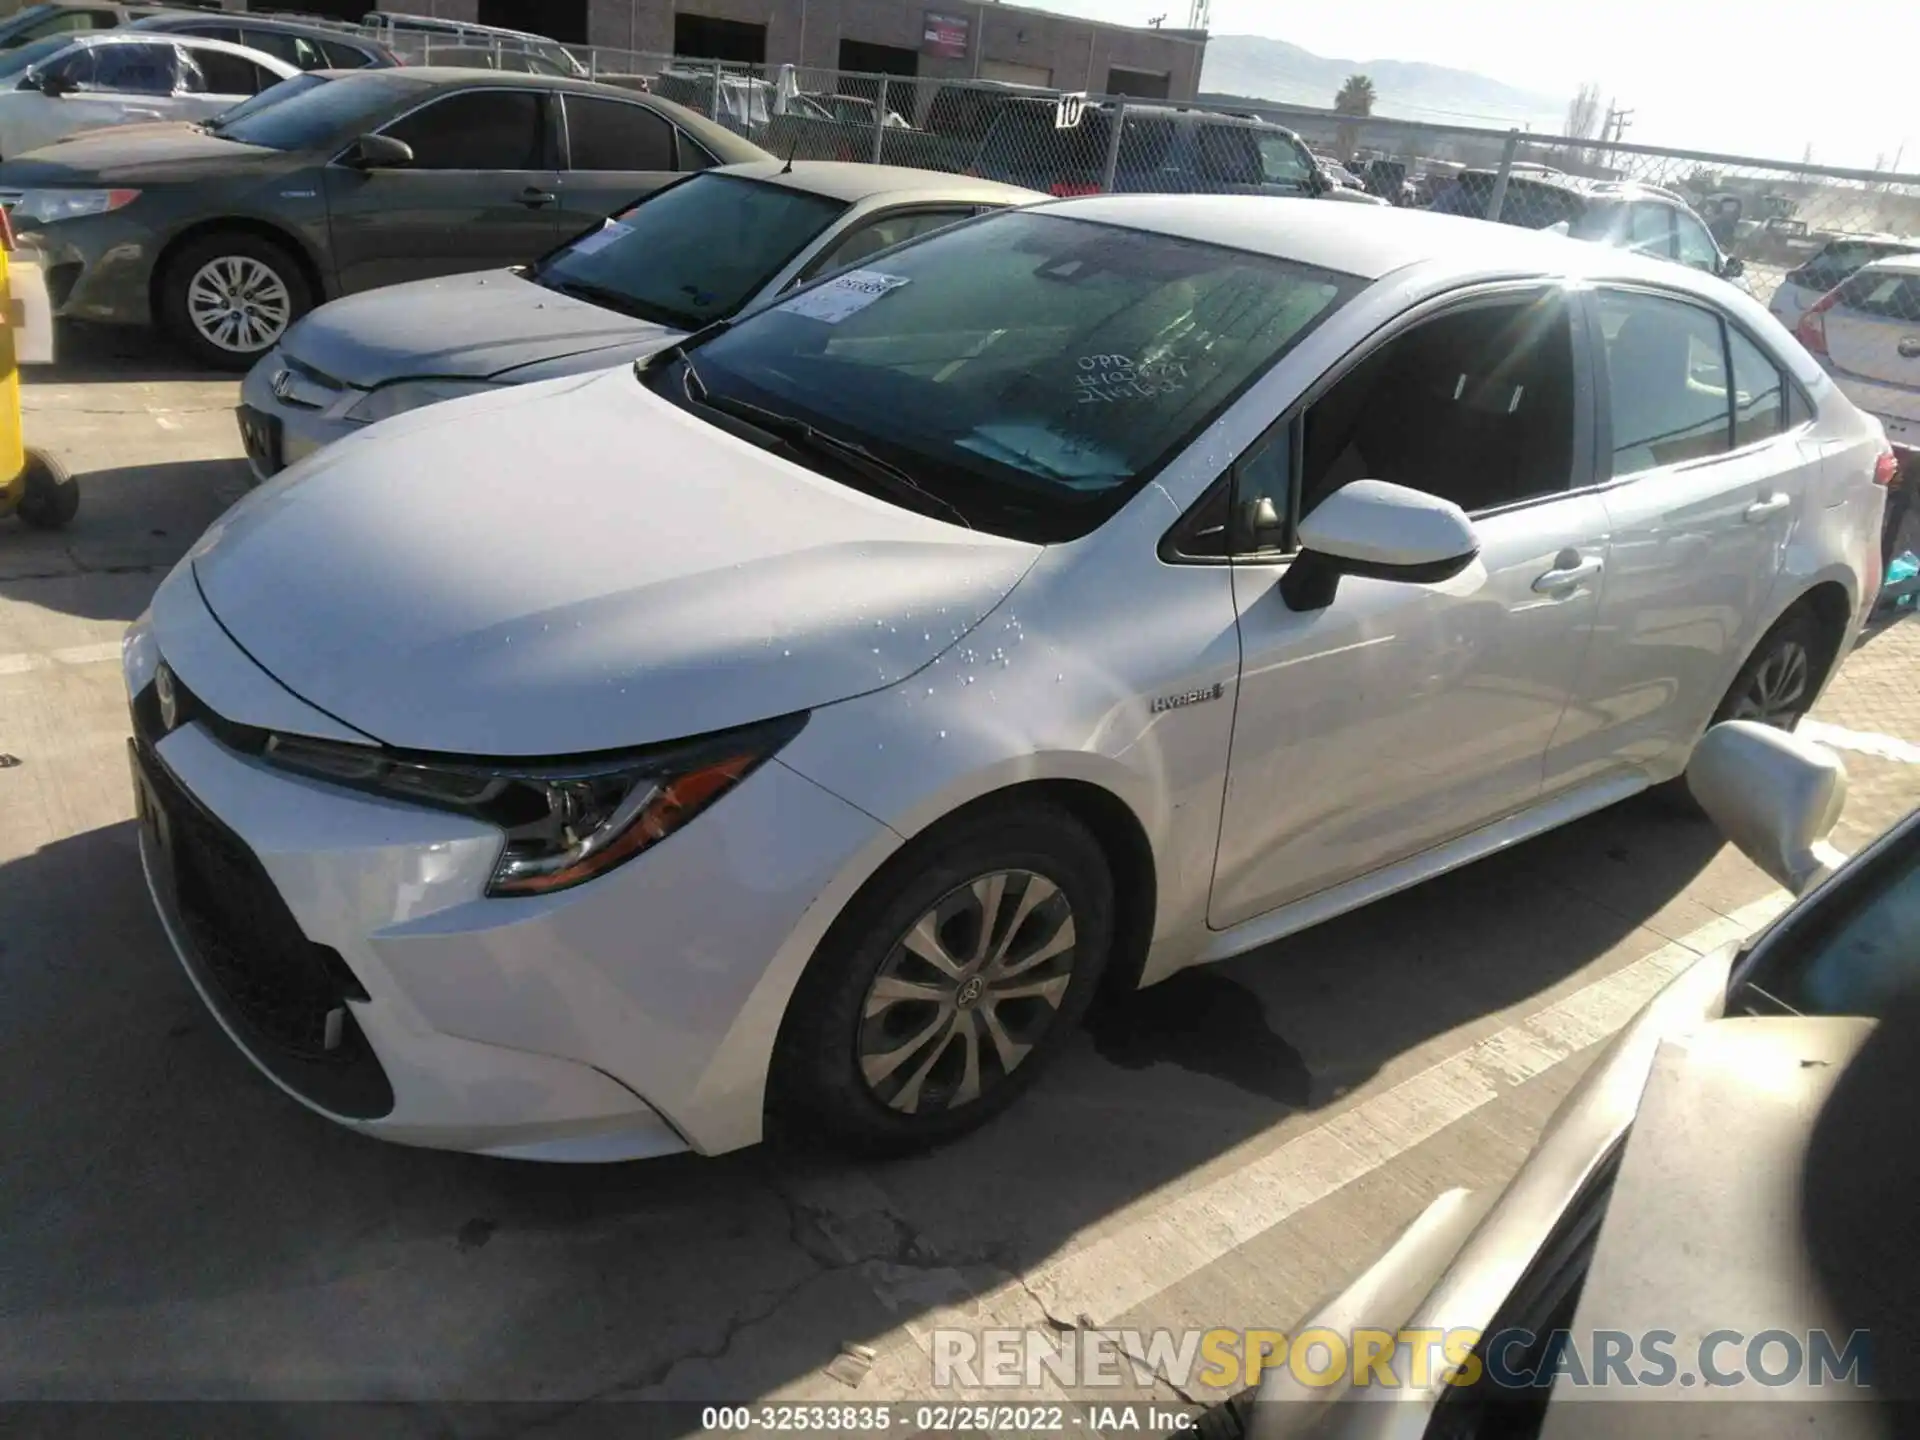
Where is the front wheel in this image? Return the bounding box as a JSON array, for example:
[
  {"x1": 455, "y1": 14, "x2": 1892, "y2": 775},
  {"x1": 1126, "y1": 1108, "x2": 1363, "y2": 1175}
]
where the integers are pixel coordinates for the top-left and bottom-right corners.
[
  {"x1": 770, "y1": 802, "x2": 1114, "y2": 1155},
  {"x1": 14, "y1": 448, "x2": 77, "y2": 529},
  {"x1": 159, "y1": 232, "x2": 311, "y2": 370}
]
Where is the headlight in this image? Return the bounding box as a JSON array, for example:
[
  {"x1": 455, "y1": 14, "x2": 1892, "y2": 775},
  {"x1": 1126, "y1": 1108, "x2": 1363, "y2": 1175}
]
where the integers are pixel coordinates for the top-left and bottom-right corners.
[
  {"x1": 9, "y1": 187, "x2": 140, "y2": 225},
  {"x1": 345, "y1": 377, "x2": 502, "y2": 424},
  {"x1": 257, "y1": 714, "x2": 806, "y2": 896}
]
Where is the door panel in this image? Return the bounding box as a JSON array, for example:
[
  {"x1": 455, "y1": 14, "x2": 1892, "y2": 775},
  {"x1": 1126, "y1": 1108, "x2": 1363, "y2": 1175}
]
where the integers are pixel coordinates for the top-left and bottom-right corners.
[
  {"x1": 324, "y1": 88, "x2": 568, "y2": 293},
  {"x1": 1545, "y1": 289, "x2": 1802, "y2": 787},
  {"x1": 1210, "y1": 286, "x2": 1607, "y2": 928},
  {"x1": 555, "y1": 94, "x2": 684, "y2": 229},
  {"x1": 1213, "y1": 497, "x2": 1610, "y2": 926}
]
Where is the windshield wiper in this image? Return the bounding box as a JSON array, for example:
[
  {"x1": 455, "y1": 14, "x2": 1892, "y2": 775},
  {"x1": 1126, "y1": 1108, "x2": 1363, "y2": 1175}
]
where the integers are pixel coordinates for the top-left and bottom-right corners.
[
  {"x1": 694, "y1": 386, "x2": 973, "y2": 530},
  {"x1": 540, "y1": 277, "x2": 700, "y2": 330}
]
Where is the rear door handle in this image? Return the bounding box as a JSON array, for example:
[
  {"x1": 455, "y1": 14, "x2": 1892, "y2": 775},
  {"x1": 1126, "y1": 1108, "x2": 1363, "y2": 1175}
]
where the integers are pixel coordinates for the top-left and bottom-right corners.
[
  {"x1": 1745, "y1": 493, "x2": 1791, "y2": 522},
  {"x1": 1532, "y1": 555, "x2": 1604, "y2": 594},
  {"x1": 517, "y1": 187, "x2": 557, "y2": 208}
]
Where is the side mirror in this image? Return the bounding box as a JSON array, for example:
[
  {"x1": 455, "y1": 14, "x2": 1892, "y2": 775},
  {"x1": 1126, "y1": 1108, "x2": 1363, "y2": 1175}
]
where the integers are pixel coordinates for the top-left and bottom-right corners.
[
  {"x1": 1720, "y1": 254, "x2": 1745, "y2": 279},
  {"x1": 348, "y1": 133, "x2": 413, "y2": 169},
  {"x1": 1687, "y1": 720, "x2": 1847, "y2": 895},
  {"x1": 1279, "y1": 479, "x2": 1479, "y2": 612},
  {"x1": 38, "y1": 71, "x2": 75, "y2": 99}
]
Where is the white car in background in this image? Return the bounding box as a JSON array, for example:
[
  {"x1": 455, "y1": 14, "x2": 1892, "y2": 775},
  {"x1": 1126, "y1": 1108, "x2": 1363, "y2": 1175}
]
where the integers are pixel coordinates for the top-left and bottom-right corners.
[
  {"x1": 0, "y1": 32, "x2": 295, "y2": 159},
  {"x1": 1795, "y1": 251, "x2": 1920, "y2": 454},
  {"x1": 1768, "y1": 233, "x2": 1920, "y2": 331}
]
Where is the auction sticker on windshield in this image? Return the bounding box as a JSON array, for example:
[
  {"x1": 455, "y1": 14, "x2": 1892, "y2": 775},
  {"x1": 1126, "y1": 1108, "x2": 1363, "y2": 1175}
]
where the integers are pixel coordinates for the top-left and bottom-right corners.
[
  {"x1": 568, "y1": 220, "x2": 632, "y2": 257},
  {"x1": 778, "y1": 270, "x2": 911, "y2": 325}
]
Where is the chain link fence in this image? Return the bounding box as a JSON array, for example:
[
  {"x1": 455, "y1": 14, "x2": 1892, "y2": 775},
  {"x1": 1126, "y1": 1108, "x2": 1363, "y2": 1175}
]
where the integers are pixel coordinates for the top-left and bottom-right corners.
[{"x1": 311, "y1": 27, "x2": 1920, "y2": 312}]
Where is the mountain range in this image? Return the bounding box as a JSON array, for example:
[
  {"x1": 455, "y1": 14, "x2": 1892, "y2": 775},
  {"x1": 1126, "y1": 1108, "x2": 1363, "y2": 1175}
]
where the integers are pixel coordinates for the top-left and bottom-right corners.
[{"x1": 1198, "y1": 33, "x2": 1570, "y2": 133}]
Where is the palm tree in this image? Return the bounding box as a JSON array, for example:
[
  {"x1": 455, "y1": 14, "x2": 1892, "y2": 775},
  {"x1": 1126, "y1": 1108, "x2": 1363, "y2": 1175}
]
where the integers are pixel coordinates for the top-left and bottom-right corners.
[{"x1": 1334, "y1": 73, "x2": 1376, "y2": 117}]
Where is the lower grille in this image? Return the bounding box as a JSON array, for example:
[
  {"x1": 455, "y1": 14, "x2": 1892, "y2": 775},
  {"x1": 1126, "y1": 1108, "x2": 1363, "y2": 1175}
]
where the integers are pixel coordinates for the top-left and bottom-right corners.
[{"x1": 133, "y1": 684, "x2": 393, "y2": 1119}]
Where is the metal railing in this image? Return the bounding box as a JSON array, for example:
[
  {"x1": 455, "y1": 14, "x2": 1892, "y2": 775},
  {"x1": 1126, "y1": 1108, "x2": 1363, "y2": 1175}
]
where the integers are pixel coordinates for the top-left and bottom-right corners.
[{"x1": 325, "y1": 32, "x2": 1920, "y2": 307}]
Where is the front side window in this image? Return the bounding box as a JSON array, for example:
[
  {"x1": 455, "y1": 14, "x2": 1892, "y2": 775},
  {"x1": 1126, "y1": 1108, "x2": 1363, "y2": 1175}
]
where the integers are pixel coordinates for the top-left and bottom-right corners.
[
  {"x1": 564, "y1": 94, "x2": 673, "y2": 171},
  {"x1": 1193, "y1": 123, "x2": 1264, "y2": 185},
  {"x1": 319, "y1": 38, "x2": 381, "y2": 70},
  {"x1": 1734, "y1": 820, "x2": 1920, "y2": 1019},
  {"x1": 1596, "y1": 290, "x2": 1730, "y2": 476},
  {"x1": 1297, "y1": 290, "x2": 1575, "y2": 522},
  {"x1": 98, "y1": 41, "x2": 184, "y2": 94},
  {"x1": 535, "y1": 173, "x2": 845, "y2": 330},
  {"x1": 383, "y1": 89, "x2": 547, "y2": 170},
  {"x1": 1726, "y1": 326, "x2": 1785, "y2": 446},
  {"x1": 241, "y1": 29, "x2": 328, "y2": 72},
  {"x1": 657, "y1": 211, "x2": 1360, "y2": 542}
]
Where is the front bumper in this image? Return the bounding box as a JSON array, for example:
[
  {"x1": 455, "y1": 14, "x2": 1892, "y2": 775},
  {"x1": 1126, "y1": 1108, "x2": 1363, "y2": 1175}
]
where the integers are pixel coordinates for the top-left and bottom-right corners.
[
  {"x1": 237, "y1": 350, "x2": 366, "y2": 482},
  {"x1": 10, "y1": 213, "x2": 160, "y2": 327},
  {"x1": 124, "y1": 570, "x2": 898, "y2": 1158}
]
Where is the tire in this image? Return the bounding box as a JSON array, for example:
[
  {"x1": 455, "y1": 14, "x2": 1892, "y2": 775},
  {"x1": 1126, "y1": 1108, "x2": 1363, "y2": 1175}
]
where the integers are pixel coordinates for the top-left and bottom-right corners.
[
  {"x1": 1658, "y1": 605, "x2": 1824, "y2": 814},
  {"x1": 158, "y1": 231, "x2": 312, "y2": 371},
  {"x1": 14, "y1": 448, "x2": 77, "y2": 529},
  {"x1": 770, "y1": 801, "x2": 1115, "y2": 1155}
]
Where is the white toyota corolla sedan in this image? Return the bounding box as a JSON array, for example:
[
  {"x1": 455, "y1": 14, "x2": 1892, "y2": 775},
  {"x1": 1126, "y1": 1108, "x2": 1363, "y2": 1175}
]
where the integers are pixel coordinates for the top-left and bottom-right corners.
[{"x1": 124, "y1": 198, "x2": 1893, "y2": 1162}]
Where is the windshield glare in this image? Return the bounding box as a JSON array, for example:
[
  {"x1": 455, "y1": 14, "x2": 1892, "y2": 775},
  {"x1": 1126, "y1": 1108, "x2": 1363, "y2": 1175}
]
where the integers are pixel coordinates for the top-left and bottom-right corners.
[
  {"x1": 539, "y1": 173, "x2": 846, "y2": 331},
  {"x1": 668, "y1": 211, "x2": 1359, "y2": 541},
  {"x1": 216, "y1": 73, "x2": 414, "y2": 151}
]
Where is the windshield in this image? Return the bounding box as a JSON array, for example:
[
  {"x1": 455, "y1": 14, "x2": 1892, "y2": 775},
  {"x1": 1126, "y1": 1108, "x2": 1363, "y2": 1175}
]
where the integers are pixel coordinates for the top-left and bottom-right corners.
[
  {"x1": 215, "y1": 72, "x2": 417, "y2": 151},
  {"x1": 656, "y1": 211, "x2": 1360, "y2": 542},
  {"x1": 1, "y1": 34, "x2": 73, "y2": 84},
  {"x1": 536, "y1": 172, "x2": 846, "y2": 332},
  {"x1": 207, "y1": 72, "x2": 331, "y2": 131}
]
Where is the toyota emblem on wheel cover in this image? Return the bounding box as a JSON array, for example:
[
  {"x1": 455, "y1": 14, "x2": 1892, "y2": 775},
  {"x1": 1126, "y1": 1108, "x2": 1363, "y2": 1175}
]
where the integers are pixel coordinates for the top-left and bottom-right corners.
[
  {"x1": 271, "y1": 368, "x2": 294, "y2": 400},
  {"x1": 155, "y1": 664, "x2": 179, "y2": 733}
]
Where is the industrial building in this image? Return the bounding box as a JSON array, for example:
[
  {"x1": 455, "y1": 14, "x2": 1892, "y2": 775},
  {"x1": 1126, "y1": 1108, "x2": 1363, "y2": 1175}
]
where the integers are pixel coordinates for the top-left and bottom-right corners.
[{"x1": 253, "y1": 0, "x2": 1209, "y2": 100}]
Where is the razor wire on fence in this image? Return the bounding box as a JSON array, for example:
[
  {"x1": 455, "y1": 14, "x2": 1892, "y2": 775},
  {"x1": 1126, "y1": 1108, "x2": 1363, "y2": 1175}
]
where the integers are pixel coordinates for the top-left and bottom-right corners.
[{"x1": 334, "y1": 27, "x2": 1920, "y2": 307}]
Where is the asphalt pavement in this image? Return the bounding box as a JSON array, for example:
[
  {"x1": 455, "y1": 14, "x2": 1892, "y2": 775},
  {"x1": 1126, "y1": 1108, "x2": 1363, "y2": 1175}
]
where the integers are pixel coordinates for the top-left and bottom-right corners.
[{"x1": 3, "y1": 326, "x2": 1918, "y2": 1427}]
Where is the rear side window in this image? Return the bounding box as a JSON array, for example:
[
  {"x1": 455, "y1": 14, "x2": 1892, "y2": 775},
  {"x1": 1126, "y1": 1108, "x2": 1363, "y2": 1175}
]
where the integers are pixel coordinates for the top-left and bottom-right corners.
[
  {"x1": 1837, "y1": 269, "x2": 1920, "y2": 322},
  {"x1": 383, "y1": 89, "x2": 547, "y2": 170},
  {"x1": 1726, "y1": 326, "x2": 1785, "y2": 446},
  {"x1": 1596, "y1": 290, "x2": 1732, "y2": 475},
  {"x1": 977, "y1": 104, "x2": 1108, "y2": 190},
  {"x1": 242, "y1": 29, "x2": 329, "y2": 72},
  {"x1": 564, "y1": 95, "x2": 673, "y2": 172},
  {"x1": 319, "y1": 38, "x2": 380, "y2": 69},
  {"x1": 186, "y1": 48, "x2": 273, "y2": 97}
]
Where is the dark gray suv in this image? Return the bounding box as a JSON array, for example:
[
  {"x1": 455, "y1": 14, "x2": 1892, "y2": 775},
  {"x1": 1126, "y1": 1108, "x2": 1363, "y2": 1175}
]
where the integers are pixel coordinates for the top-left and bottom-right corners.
[{"x1": 0, "y1": 67, "x2": 765, "y2": 365}]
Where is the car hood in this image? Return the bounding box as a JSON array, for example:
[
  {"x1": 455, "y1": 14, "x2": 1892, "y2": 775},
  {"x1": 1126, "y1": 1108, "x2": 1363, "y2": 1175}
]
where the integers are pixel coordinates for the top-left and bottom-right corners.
[
  {"x1": 0, "y1": 124, "x2": 283, "y2": 184},
  {"x1": 188, "y1": 368, "x2": 1040, "y2": 756},
  {"x1": 281, "y1": 269, "x2": 680, "y2": 387}
]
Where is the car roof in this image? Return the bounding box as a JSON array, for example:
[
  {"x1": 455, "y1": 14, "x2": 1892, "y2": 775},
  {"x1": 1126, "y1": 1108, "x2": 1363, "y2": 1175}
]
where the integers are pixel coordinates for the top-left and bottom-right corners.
[
  {"x1": 1041, "y1": 193, "x2": 1761, "y2": 294},
  {"x1": 132, "y1": 12, "x2": 384, "y2": 42},
  {"x1": 54, "y1": 29, "x2": 301, "y2": 69},
  {"x1": 369, "y1": 68, "x2": 768, "y2": 163},
  {"x1": 711, "y1": 159, "x2": 1043, "y2": 206},
  {"x1": 1861, "y1": 251, "x2": 1920, "y2": 276}
]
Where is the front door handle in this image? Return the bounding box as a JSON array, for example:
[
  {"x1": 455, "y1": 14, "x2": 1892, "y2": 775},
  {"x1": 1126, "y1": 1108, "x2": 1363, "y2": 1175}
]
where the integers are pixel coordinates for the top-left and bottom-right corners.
[
  {"x1": 1745, "y1": 493, "x2": 1791, "y2": 522},
  {"x1": 1532, "y1": 555, "x2": 1604, "y2": 594},
  {"x1": 517, "y1": 187, "x2": 557, "y2": 208}
]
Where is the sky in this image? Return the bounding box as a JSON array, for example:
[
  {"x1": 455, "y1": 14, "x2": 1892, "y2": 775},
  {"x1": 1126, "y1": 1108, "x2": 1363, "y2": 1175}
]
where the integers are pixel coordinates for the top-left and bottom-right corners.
[{"x1": 1019, "y1": 0, "x2": 1915, "y2": 173}]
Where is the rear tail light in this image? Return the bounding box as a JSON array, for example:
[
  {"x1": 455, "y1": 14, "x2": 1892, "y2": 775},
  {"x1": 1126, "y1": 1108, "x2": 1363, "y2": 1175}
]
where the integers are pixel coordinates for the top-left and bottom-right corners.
[
  {"x1": 1874, "y1": 447, "x2": 1902, "y2": 488},
  {"x1": 1794, "y1": 287, "x2": 1842, "y2": 357},
  {"x1": 1048, "y1": 181, "x2": 1101, "y2": 197}
]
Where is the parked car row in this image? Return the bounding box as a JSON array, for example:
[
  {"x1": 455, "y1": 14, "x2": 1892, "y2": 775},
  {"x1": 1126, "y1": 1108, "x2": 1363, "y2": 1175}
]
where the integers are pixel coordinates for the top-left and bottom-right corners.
[{"x1": 118, "y1": 191, "x2": 1893, "y2": 1162}]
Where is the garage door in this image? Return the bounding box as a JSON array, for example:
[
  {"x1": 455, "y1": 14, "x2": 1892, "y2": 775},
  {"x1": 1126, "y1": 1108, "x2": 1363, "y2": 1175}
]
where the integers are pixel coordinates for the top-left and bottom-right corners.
[{"x1": 980, "y1": 60, "x2": 1052, "y2": 87}]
